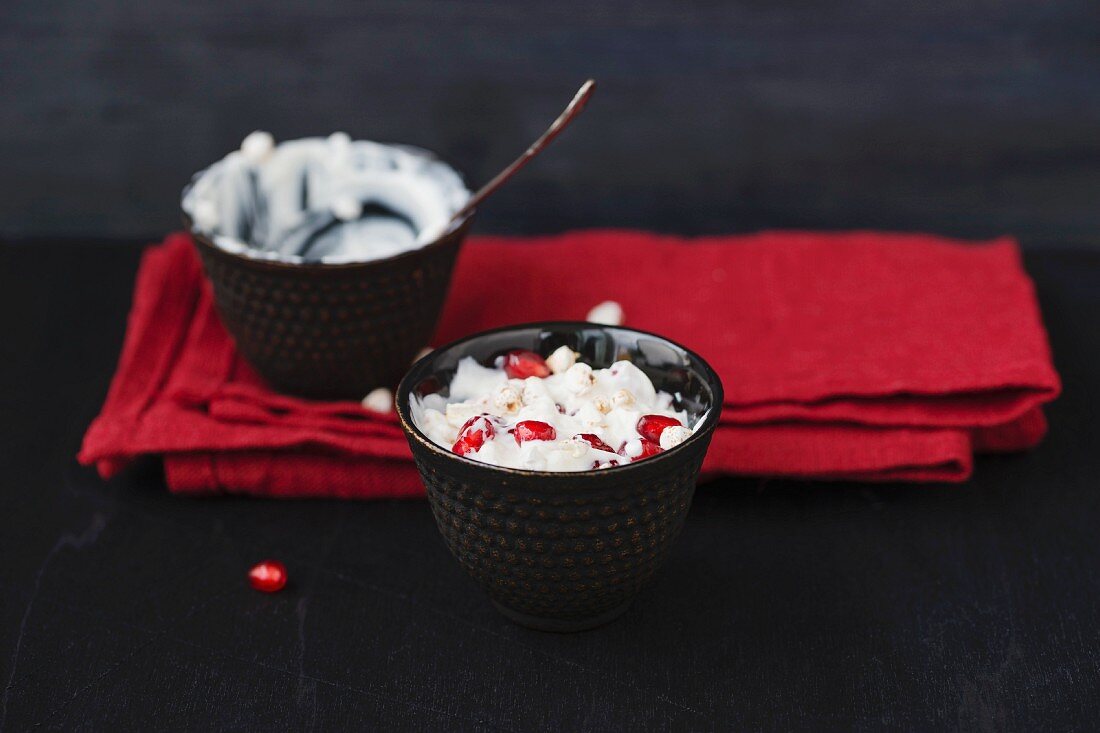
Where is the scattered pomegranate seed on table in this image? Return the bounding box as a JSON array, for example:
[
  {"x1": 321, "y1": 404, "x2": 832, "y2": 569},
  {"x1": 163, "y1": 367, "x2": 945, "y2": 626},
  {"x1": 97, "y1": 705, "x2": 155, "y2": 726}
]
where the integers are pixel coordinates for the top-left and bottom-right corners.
[
  {"x1": 248, "y1": 560, "x2": 288, "y2": 593},
  {"x1": 513, "y1": 420, "x2": 557, "y2": 445},
  {"x1": 502, "y1": 350, "x2": 551, "y2": 379}
]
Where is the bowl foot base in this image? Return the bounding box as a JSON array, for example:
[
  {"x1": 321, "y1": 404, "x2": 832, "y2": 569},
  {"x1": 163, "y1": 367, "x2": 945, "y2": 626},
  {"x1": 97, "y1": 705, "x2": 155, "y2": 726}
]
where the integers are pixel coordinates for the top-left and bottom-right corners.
[{"x1": 491, "y1": 599, "x2": 633, "y2": 633}]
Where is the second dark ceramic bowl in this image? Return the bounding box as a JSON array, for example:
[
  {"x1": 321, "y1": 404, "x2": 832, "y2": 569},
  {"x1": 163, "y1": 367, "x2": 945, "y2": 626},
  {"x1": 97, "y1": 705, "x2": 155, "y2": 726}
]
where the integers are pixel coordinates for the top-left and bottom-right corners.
[
  {"x1": 395, "y1": 322, "x2": 724, "y2": 632},
  {"x1": 187, "y1": 214, "x2": 474, "y2": 399}
]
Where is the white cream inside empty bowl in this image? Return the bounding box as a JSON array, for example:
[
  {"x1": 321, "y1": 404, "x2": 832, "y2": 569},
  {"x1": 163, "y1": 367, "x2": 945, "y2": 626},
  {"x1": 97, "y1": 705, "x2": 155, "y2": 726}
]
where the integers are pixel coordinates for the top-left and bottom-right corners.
[{"x1": 182, "y1": 132, "x2": 471, "y2": 264}]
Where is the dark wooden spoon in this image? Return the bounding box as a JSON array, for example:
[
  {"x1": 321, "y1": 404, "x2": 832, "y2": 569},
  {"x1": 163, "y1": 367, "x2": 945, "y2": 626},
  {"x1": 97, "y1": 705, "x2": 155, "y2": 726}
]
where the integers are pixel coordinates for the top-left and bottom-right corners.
[{"x1": 450, "y1": 79, "x2": 596, "y2": 223}]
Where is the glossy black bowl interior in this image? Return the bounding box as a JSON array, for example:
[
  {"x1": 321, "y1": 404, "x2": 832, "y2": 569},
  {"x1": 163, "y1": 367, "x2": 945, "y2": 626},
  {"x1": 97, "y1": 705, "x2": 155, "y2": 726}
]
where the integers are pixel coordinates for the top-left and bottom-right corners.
[{"x1": 395, "y1": 322, "x2": 724, "y2": 632}]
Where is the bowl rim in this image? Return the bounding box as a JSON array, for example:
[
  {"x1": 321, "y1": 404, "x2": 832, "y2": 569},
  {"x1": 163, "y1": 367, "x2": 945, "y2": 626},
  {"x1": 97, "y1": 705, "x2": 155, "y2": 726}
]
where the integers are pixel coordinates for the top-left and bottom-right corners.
[
  {"x1": 395, "y1": 321, "x2": 725, "y2": 479},
  {"x1": 183, "y1": 210, "x2": 475, "y2": 272}
]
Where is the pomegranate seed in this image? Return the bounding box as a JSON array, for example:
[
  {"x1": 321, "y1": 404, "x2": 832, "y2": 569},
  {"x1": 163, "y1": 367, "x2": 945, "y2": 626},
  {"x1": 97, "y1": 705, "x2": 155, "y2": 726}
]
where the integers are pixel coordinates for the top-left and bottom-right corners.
[
  {"x1": 459, "y1": 415, "x2": 496, "y2": 440},
  {"x1": 591, "y1": 458, "x2": 621, "y2": 469},
  {"x1": 636, "y1": 414, "x2": 683, "y2": 443},
  {"x1": 502, "y1": 350, "x2": 550, "y2": 379},
  {"x1": 451, "y1": 435, "x2": 476, "y2": 455},
  {"x1": 452, "y1": 415, "x2": 495, "y2": 456},
  {"x1": 248, "y1": 560, "x2": 287, "y2": 593},
  {"x1": 576, "y1": 433, "x2": 615, "y2": 453},
  {"x1": 513, "y1": 420, "x2": 557, "y2": 444},
  {"x1": 619, "y1": 438, "x2": 663, "y2": 462}
]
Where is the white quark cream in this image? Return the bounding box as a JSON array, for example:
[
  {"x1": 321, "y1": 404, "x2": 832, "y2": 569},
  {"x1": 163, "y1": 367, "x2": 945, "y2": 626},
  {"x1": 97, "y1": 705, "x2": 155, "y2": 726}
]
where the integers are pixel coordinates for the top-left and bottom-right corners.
[
  {"x1": 182, "y1": 132, "x2": 471, "y2": 264},
  {"x1": 410, "y1": 347, "x2": 699, "y2": 471}
]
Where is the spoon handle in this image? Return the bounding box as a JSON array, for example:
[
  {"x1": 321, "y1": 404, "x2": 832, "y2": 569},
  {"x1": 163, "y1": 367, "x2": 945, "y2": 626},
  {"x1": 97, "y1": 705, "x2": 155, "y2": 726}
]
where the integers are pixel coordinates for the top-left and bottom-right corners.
[{"x1": 452, "y1": 79, "x2": 596, "y2": 223}]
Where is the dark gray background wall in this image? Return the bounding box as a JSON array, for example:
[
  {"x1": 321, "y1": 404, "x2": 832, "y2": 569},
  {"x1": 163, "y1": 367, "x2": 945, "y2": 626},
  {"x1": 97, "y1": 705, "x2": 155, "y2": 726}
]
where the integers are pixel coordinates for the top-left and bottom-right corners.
[{"x1": 2, "y1": 1, "x2": 1098, "y2": 245}]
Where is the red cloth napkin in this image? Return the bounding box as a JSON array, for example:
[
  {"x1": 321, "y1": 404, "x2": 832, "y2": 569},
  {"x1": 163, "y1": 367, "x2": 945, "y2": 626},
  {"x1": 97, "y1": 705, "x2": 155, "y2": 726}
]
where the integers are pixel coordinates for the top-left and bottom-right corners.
[{"x1": 79, "y1": 231, "x2": 1060, "y2": 496}]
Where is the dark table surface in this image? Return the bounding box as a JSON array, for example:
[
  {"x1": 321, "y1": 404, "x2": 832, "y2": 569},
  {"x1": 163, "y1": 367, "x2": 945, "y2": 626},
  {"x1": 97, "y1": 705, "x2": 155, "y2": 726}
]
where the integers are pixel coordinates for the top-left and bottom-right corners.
[{"x1": 1, "y1": 239, "x2": 1097, "y2": 731}]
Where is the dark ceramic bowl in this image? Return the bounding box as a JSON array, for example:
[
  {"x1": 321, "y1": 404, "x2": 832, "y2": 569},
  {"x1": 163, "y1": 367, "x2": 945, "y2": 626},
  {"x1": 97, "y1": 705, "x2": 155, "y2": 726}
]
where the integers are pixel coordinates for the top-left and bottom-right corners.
[
  {"x1": 186, "y1": 214, "x2": 474, "y2": 399},
  {"x1": 395, "y1": 322, "x2": 724, "y2": 632}
]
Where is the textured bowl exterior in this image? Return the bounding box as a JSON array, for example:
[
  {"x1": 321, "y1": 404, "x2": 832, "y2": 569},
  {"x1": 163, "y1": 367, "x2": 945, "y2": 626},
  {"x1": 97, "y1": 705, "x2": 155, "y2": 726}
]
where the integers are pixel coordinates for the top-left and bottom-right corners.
[
  {"x1": 411, "y1": 430, "x2": 712, "y2": 630},
  {"x1": 191, "y1": 216, "x2": 473, "y2": 399},
  {"x1": 396, "y1": 323, "x2": 724, "y2": 632}
]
